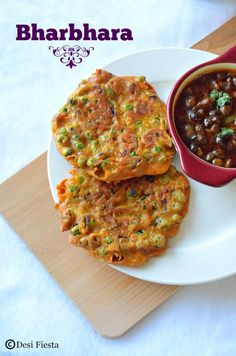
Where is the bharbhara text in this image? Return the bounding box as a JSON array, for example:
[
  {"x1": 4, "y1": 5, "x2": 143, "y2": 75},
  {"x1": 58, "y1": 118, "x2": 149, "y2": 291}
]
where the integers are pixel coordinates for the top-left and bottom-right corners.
[{"x1": 16, "y1": 23, "x2": 134, "y2": 41}]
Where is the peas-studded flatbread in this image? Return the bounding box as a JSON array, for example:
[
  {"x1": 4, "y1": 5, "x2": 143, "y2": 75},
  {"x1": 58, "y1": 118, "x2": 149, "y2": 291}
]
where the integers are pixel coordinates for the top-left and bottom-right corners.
[
  {"x1": 52, "y1": 69, "x2": 175, "y2": 183},
  {"x1": 55, "y1": 166, "x2": 190, "y2": 266}
]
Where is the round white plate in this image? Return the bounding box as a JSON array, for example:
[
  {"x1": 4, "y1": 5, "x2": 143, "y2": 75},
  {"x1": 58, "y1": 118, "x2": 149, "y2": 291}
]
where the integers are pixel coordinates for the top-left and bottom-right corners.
[{"x1": 48, "y1": 48, "x2": 236, "y2": 285}]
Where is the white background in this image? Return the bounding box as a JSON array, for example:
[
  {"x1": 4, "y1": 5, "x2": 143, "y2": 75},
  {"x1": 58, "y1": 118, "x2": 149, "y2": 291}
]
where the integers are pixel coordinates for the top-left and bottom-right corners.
[{"x1": 1, "y1": 1, "x2": 236, "y2": 355}]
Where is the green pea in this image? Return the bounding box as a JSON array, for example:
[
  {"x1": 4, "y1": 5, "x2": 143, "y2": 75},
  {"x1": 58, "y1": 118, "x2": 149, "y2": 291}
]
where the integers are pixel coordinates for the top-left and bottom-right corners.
[
  {"x1": 63, "y1": 147, "x2": 73, "y2": 156},
  {"x1": 172, "y1": 191, "x2": 186, "y2": 203},
  {"x1": 59, "y1": 106, "x2": 68, "y2": 113},
  {"x1": 100, "y1": 134, "x2": 109, "y2": 142},
  {"x1": 69, "y1": 184, "x2": 78, "y2": 193},
  {"x1": 71, "y1": 225, "x2": 80, "y2": 236},
  {"x1": 152, "y1": 202, "x2": 157, "y2": 210},
  {"x1": 155, "y1": 217, "x2": 169, "y2": 228},
  {"x1": 98, "y1": 247, "x2": 106, "y2": 257},
  {"x1": 85, "y1": 131, "x2": 93, "y2": 140},
  {"x1": 172, "y1": 202, "x2": 181, "y2": 211},
  {"x1": 111, "y1": 128, "x2": 117, "y2": 135},
  {"x1": 130, "y1": 151, "x2": 138, "y2": 157},
  {"x1": 77, "y1": 156, "x2": 86, "y2": 167},
  {"x1": 105, "y1": 237, "x2": 113, "y2": 244},
  {"x1": 106, "y1": 88, "x2": 114, "y2": 98},
  {"x1": 89, "y1": 219, "x2": 97, "y2": 226},
  {"x1": 135, "y1": 120, "x2": 142, "y2": 128},
  {"x1": 91, "y1": 140, "x2": 98, "y2": 151},
  {"x1": 57, "y1": 135, "x2": 66, "y2": 143},
  {"x1": 101, "y1": 159, "x2": 109, "y2": 167},
  {"x1": 152, "y1": 146, "x2": 162, "y2": 153},
  {"x1": 74, "y1": 142, "x2": 84, "y2": 150},
  {"x1": 151, "y1": 234, "x2": 165, "y2": 247},
  {"x1": 78, "y1": 176, "x2": 85, "y2": 184},
  {"x1": 153, "y1": 117, "x2": 161, "y2": 125},
  {"x1": 59, "y1": 127, "x2": 67, "y2": 135},
  {"x1": 87, "y1": 157, "x2": 96, "y2": 167},
  {"x1": 81, "y1": 97, "x2": 88, "y2": 104},
  {"x1": 72, "y1": 134, "x2": 80, "y2": 141},
  {"x1": 69, "y1": 98, "x2": 78, "y2": 105}
]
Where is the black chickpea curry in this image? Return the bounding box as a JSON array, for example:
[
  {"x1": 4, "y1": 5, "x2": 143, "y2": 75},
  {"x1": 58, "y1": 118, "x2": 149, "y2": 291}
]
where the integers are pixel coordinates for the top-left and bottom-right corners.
[
  {"x1": 175, "y1": 71, "x2": 236, "y2": 168},
  {"x1": 52, "y1": 69, "x2": 190, "y2": 266}
]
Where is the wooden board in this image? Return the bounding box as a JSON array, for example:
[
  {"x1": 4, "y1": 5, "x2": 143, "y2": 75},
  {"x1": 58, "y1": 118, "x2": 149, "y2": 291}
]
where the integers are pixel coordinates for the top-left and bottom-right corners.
[
  {"x1": 0, "y1": 17, "x2": 235, "y2": 338},
  {"x1": 192, "y1": 16, "x2": 236, "y2": 54}
]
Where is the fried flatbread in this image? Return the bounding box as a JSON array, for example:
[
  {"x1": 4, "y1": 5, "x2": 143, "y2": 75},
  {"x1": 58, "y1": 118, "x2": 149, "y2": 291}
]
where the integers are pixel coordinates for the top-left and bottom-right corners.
[
  {"x1": 55, "y1": 166, "x2": 190, "y2": 266},
  {"x1": 52, "y1": 69, "x2": 175, "y2": 183}
]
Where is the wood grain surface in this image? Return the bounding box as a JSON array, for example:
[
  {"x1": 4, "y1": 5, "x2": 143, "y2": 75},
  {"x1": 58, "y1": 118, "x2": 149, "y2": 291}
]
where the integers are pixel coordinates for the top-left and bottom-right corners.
[
  {"x1": 192, "y1": 16, "x2": 236, "y2": 54},
  {"x1": 0, "y1": 17, "x2": 235, "y2": 338}
]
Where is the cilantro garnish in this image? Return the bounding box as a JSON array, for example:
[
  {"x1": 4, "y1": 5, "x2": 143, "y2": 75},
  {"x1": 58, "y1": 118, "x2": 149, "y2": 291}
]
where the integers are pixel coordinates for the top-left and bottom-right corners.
[
  {"x1": 210, "y1": 90, "x2": 231, "y2": 108},
  {"x1": 210, "y1": 89, "x2": 220, "y2": 100},
  {"x1": 216, "y1": 127, "x2": 234, "y2": 139}
]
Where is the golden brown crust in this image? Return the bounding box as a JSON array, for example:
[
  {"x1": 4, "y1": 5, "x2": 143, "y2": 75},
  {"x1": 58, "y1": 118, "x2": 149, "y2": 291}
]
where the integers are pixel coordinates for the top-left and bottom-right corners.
[
  {"x1": 55, "y1": 166, "x2": 190, "y2": 266},
  {"x1": 52, "y1": 69, "x2": 175, "y2": 183}
]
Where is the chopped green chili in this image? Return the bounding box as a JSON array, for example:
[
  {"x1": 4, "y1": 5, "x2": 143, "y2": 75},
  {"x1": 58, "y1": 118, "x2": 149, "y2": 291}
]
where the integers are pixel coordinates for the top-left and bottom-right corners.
[{"x1": 124, "y1": 103, "x2": 134, "y2": 110}]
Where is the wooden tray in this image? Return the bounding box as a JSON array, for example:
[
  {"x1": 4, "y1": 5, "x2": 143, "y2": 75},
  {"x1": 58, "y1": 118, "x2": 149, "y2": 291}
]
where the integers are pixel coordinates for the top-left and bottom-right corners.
[{"x1": 0, "y1": 17, "x2": 235, "y2": 338}]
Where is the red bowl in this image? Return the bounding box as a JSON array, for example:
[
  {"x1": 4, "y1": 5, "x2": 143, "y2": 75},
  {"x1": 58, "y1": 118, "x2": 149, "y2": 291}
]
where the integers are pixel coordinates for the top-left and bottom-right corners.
[{"x1": 167, "y1": 45, "x2": 236, "y2": 187}]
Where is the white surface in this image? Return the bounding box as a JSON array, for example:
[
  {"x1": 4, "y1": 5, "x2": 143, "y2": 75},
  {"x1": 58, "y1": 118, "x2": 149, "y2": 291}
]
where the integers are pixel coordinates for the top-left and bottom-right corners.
[
  {"x1": 48, "y1": 48, "x2": 236, "y2": 285},
  {"x1": 1, "y1": 1, "x2": 236, "y2": 355}
]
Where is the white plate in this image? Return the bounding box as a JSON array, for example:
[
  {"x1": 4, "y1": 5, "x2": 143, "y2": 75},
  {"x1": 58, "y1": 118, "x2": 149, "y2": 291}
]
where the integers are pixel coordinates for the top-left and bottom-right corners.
[{"x1": 48, "y1": 48, "x2": 236, "y2": 285}]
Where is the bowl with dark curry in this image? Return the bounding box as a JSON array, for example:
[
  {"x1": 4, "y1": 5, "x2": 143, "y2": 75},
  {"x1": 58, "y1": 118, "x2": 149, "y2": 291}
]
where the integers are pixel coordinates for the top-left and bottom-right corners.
[{"x1": 167, "y1": 45, "x2": 236, "y2": 187}]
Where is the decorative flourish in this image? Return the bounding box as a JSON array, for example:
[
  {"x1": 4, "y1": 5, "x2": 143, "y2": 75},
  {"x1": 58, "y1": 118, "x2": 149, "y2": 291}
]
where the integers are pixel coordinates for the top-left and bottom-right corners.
[{"x1": 49, "y1": 45, "x2": 94, "y2": 68}]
